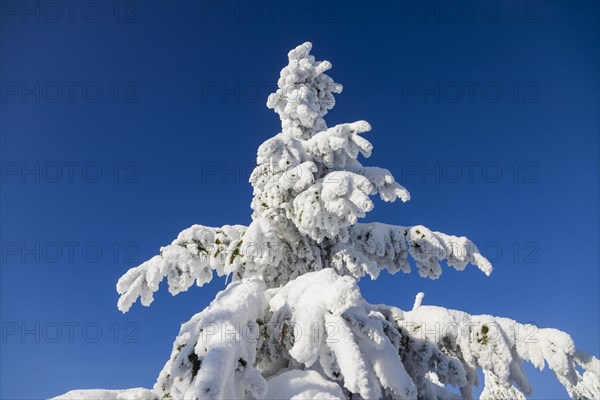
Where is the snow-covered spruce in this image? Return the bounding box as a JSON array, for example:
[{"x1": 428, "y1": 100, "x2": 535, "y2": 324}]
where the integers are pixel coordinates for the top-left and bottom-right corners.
[{"x1": 54, "y1": 42, "x2": 599, "y2": 400}]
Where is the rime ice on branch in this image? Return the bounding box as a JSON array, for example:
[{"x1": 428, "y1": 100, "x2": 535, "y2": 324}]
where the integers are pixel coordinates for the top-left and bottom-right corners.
[{"x1": 56, "y1": 42, "x2": 599, "y2": 400}]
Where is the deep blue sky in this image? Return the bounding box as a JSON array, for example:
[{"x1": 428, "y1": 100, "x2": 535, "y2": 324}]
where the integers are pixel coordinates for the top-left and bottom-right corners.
[{"x1": 1, "y1": 1, "x2": 598, "y2": 399}]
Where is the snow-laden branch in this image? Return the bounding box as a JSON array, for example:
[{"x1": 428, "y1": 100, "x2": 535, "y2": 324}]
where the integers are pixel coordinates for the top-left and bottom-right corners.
[
  {"x1": 348, "y1": 161, "x2": 411, "y2": 203},
  {"x1": 266, "y1": 268, "x2": 418, "y2": 399},
  {"x1": 264, "y1": 269, "x2": 598, "y2": 400},
  {"x1": 292, "y1": 171, "x2": 376, "y2": 243},
  {"x1": 116, "y1": 224, "x2": 246, "y2": 313},
  {"x1": 154, "y1": 280, "x2": 268, "y2": 400},
  {"x1": 250, "y1": 132, "x2": 317, "y2": 217},
  {"x1": 303, "y1": 121, "x2": 373, "y2": 168},
  {"x1": 302, "y1": 121, "x2": 409, "y2": 204},
  {"x1": 251, "y1": 121, "x2": 409, "y2": 229},
  {"x1": 398, "y1": 299, "x2": 600, "y2": 399},
  {"x1": 331, "y1": 222, "x2": 492, "y2": 280}
]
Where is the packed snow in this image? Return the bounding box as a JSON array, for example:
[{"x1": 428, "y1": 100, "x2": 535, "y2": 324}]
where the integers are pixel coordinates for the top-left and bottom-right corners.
[
  {"x1": 53, "y1": 388, "x2": 156, "y2": 400},
  {"x1": 266, "y1": 370, "x2": 345, "y2": 399}
]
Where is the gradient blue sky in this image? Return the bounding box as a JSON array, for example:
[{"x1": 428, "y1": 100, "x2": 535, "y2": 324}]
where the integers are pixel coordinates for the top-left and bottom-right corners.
[{"x1": 1, "y1": 1, "x2": 598, "y2": 399}]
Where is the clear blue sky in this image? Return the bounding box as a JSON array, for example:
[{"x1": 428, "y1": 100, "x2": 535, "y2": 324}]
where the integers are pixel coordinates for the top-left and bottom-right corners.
[{"x1": 1, "y1": 1, "x2": 598, "y2": 399}]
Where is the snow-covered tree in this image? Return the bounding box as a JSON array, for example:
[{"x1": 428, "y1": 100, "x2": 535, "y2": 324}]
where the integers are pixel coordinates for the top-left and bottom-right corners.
[{"x1": 56, "y1": 42, "x2": 599, "y2": 400}]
